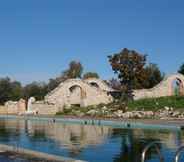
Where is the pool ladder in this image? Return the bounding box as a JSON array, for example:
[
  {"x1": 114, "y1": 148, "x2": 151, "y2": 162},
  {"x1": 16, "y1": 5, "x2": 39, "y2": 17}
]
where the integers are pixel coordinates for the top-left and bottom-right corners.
[
  {"x1": 141, "y1": 141, "x2": 164, "y2": 162},
  {"x1": 174, "y1": 146, "x2": 184, "y2": 162},
  {"x1": 141, "y1": 142, "x2": 184, "y2": 162}
]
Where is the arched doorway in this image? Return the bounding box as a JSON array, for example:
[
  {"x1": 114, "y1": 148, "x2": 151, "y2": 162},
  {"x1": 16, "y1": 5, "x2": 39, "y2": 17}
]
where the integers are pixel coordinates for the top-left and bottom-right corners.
[
  {"x1": 171, "y1": 78, "x2": 184, "y2": 96},
  {"x1": 69, "y1": 85, "x2": 85, "y2": 106}
]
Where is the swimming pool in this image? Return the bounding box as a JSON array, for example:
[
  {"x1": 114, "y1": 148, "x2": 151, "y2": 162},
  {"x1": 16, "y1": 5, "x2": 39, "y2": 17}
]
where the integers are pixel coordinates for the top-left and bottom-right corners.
[{"x1": 0, "y1": 116, "x2": 183, "y2": 162}]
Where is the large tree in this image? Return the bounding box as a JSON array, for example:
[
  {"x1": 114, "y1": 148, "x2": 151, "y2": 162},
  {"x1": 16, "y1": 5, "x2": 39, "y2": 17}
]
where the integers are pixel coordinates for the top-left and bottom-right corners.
[
  {"x1": 83, "y1": 72, "x2": 99, "y2": 79},
  {"x1": 108, "y1": 48, "x2": 147, "y2": 101},
  {"x1": 178, "y1": 63, "x2": 184, "y2": 75}
]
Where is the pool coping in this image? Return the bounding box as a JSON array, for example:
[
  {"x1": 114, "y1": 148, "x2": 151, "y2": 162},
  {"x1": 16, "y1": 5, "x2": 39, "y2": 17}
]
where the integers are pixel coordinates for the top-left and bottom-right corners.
[
  {"x1": 0, "y1": 143, "x2": 86, "y2": 162},
  {"x1": 0, "y1": 115, "x2": 183, "y2": 131}
]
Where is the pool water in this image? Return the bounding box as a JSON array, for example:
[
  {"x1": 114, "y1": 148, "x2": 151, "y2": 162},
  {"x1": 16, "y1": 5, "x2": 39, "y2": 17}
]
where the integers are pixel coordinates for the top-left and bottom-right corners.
[{"x1": 0, "y1": 118, "x2": 183, "y2": 162}]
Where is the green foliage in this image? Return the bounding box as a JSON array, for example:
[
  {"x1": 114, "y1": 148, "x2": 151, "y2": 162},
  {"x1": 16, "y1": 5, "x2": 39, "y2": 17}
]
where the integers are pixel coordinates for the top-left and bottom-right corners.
[
  {"x1": 128, "y1": 96, "x2": 184, "y2": 111},
  {"x1": 0, "y1": 60, "x2": 96, "y2": 104},
  {"x1": 10, "y1": 81, "x2": 23, "y2": 101},
  {"x1": 47, "y1": 77, "x2": 64, "y2": 92},
  {"x1": 108, "y1": 48, "x2": 164, "y2": 104},
  {"x1": 83, "y1": 72, "x2": 99, "y2": 79},
  {"x1": 142, "y1": 63, "x2": 164, "y2": 89},
  {"x1": 108, "y1": 48, "x2": 147, "y2": 101},
  {"x1": 55, "y1": 111, "x2": 65, "y2": 115},
  {"x1": 178, "y1": 63, "x2": 184, "y2": 75},
  {"x1": 23, "y1": 82, "x2": 48, "y2": 100},
  {"x1": 47, "y1": 60, "x2": 84, "y2": 92},
  {"x1": 63, "y1": 60, "x2": 83, "y2": 79},
  {"x1": 0, "y1": 77, "x2": 23, "y2": 104}
]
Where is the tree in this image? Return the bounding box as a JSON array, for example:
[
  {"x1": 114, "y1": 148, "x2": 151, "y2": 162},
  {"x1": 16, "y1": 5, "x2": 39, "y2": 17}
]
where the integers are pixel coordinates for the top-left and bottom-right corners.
[
  {"x1": 108, "y1": 48, "x2": 147, "y2": 102},
  {"x1": 10, "y1": 81, "x2": 23, "y2": 101},
  {"x1": 143, "y1": 63, "x2": 164, "y2": 89},
  {"x1": 47, "y1": 61, "x2": 84, "y2": 92},
  {"x1": 47, "y1": 77, "x2": 65, "y2": 92},
  {"x1": 0, "y1": 77, "x2": 23, "y2": 104},
  {"x1": 83, "y1": 72, "x2": 99, "y2": 79},
  {"x1": 23, "y1": 82, "x2": 48, "y2": 100},
  {"x1": 178, "y1": 63, "x2": 184, "y2": 75},
  {"x1": 63, "y1": 61, "x2": 83, "y2": 79}
]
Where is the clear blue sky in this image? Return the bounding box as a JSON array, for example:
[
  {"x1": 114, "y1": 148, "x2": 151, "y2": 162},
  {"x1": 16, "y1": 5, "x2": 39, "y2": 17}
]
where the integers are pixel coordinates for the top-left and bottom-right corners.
[{"x1": 0, "y1": 0, "x2": 184, "y2": 84}]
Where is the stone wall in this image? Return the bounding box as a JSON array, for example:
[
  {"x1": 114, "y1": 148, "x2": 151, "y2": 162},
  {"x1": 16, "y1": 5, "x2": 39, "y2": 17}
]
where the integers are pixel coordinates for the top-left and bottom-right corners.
[
  {"x1": 4, "y1": 99, "x2": 26, "y2": 114},
  {"x1": 0, "y1": 106, "x2": 7, "y2": 114},
  {"x1": 134, "y1": 73, "x2": 184, "y2": 100},
  {"x1": 45, "y1": 79, "x2": 114, "y2": 109},
  {"x1": 31, "y1": 102, "x2": 59, "y2": 115}
]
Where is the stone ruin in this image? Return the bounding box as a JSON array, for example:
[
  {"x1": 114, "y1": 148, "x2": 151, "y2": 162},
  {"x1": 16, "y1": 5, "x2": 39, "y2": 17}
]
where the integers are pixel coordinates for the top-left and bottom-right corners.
[
  {"x1": 4, "y1": 98, "x2": 26, "y2": 114},
  {"x1": 2, "y1": 74, "x2": 184, "y2": 115},
  {"x1": 30, "y1": 78, "x2": 114, "y2": 115},
  {"x1": 134, "y1": 73, "x2": 184, "y2": 100}
]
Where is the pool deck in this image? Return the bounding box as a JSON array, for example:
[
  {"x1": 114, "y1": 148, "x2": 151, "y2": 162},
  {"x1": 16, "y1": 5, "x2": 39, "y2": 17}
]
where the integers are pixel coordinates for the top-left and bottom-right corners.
[{"x1": 0, "y1": 115, "x2": 184, "y2": 131}]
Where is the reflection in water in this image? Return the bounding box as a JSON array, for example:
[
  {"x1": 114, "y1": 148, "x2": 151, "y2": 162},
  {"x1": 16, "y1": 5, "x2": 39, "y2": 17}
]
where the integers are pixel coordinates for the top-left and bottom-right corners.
[
  {"x1": 112, "y1": 129, "x2": 162, "y2": 162},
  {"x1": 0, "y1": 118, "x2": 183, "y2": 162},
  {"x1": 27, "y1": 120, "x2": 112, "y2": 149}
]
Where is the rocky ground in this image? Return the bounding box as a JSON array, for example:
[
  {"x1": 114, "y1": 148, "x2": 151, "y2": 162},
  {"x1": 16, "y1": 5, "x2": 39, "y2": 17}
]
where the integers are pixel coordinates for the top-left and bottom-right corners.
[
  {"x1": 57, "y1": 105, "x2": 184, "y2": 119},
  {"x1": 111, "y1": 107, "x2": 184, "y2": 119}
]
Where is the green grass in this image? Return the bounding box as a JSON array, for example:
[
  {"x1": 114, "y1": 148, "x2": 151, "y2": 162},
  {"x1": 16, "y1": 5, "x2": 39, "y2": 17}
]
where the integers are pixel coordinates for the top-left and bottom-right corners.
[{"x1": 128, "y1": 96, "x2": 184, "y2": 111}]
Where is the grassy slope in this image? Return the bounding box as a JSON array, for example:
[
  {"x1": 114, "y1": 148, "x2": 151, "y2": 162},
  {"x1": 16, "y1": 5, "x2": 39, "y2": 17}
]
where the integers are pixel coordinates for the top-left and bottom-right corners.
[
  {"x1": 56, "y1": 96, "x2": 184, "y2": 116},
  {"x1": 128, "y1": 96, "x2": 184, "y2": 111}
]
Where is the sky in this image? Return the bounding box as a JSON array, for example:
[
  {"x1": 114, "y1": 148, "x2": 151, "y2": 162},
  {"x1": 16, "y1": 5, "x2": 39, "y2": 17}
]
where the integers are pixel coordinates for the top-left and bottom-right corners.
[{"x1": 0, "y1": 0, "x2": 184, "y2": 84}]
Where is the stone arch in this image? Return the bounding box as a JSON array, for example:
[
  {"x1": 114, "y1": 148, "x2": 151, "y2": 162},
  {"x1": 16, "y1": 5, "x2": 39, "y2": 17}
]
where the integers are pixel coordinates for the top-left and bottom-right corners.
[
  {"x1": 170, "y1": 78, "x2": 184, "y2": 96},
  {"x1": 68, "y1": 84, "x2": 86, "y2": 106},
  {"x1": 44, "y1": 78, "x2": 113, "y2": 108},
  {"x1": 134, "y1": 74, "x2": 184, "y2": 100},
  {"x1": 84, "y1": 78, "x2": 114, "y2": 92},
  {"x1": 89, "y1": 82, "x2": 100, "y2": 88}
]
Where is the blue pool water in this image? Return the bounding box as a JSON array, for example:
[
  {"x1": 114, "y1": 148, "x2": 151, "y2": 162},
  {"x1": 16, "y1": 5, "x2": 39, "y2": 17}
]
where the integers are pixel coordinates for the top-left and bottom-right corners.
[{"x1": 0, "y1": 117, "x2": 183, "y2": 162}]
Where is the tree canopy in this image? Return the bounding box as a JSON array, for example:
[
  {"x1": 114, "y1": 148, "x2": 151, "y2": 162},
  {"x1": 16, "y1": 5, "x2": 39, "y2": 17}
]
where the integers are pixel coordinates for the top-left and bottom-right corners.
[
  {"x1": 83, "y1": 72, "x2": 99, "y2": 79},
  {"x1": 23, "y1": 82, "x2": 48, "y2": 100},
  {"x1": 63, "y1": 61, "x2": 83, "y2": 79},
  {"x1": 0, "y1": 77, "x2": 22, "y2": 104},
  {"x1": 108, "y1": 48, "x2": 164, "y2": 102},
  {"x1": 143, "y1": 63, "x2": 164, "y2": 89},
  {"x1": 47, "y1": 61, "x2": 84, "y2": 91},
  {"x1": 108, "y1": 48, "x2": 147, "y2": 101},
  {"x1": 0, "y1": 55, "x2": 165, "y2": 105}
]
